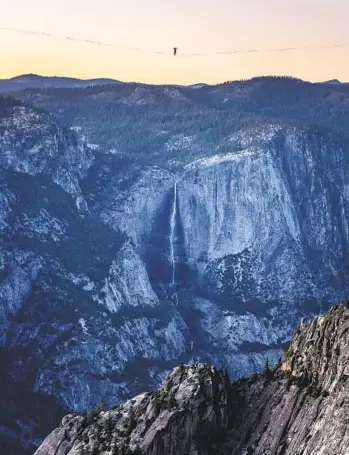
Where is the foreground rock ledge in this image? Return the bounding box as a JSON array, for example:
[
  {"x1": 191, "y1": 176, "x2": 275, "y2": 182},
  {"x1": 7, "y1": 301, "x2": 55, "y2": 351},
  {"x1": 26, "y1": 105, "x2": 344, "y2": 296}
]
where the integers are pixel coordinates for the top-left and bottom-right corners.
[{"x1": 35, "y1": 302, "x2": 349, "y2": 455}]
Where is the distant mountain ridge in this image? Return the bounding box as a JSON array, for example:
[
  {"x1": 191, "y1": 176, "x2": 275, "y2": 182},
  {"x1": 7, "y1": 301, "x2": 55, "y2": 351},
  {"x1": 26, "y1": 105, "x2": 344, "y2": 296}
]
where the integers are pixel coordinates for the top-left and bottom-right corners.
[
  {"x1": 0, "y1": 73, "x2": 122, "y2": 93},
  {"x1": 1, "y1": 73, "x2": 348, "y2": 94}
]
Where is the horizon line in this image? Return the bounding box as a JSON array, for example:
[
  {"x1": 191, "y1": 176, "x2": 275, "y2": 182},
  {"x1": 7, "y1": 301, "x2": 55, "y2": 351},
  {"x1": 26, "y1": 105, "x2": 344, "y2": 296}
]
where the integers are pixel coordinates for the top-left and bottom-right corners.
[{"x1": 0, "y1": 72, "x2": 346, "y2": 87}]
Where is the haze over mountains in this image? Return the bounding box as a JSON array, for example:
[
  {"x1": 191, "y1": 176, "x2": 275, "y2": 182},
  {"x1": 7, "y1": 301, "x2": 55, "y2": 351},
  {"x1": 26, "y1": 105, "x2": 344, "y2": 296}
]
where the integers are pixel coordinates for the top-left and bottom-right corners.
[
  {"x1": 0, "y1": 73, "x2": 347, "y2": 94},
  {"x1": 0, "y1": 74, "x2": 349, "y2": 453}
]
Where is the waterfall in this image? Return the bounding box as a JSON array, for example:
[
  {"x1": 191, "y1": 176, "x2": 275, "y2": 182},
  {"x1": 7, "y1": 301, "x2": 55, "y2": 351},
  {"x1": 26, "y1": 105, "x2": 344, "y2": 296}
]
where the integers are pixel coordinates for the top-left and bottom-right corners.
[{"x1": 170, "y1": 182, "x2": 177, "y2": 285}]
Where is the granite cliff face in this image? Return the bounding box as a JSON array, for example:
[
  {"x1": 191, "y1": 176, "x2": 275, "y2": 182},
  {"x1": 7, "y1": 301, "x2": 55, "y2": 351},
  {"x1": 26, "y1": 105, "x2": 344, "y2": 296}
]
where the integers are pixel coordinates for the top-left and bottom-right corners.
[
  {"x1": 1, "y1": 78, "x2": 349, "y2": 452},
  {"x1": 34, "y1": 302, "x2": 349, "y2": 455},
  {"x1": 35, "y1": 363, "x2": 229, "y2": 455},
  {"x1": 225, "y1": 302, "x2": 349, "y2": 455}
]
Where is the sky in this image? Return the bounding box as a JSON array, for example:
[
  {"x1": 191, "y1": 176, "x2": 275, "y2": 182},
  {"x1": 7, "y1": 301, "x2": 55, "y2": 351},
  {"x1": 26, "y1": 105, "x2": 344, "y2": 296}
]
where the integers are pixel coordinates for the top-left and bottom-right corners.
[{"x1": 1, "y1": 0, "x2": 349, "y2": 84}]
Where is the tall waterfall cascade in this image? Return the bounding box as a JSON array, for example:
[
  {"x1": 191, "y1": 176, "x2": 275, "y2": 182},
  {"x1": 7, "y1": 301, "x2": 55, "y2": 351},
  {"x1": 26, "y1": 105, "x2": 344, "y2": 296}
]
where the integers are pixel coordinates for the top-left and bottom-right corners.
[{"x1": 170, "y1": 182, "x2": 177, "y2": 286}]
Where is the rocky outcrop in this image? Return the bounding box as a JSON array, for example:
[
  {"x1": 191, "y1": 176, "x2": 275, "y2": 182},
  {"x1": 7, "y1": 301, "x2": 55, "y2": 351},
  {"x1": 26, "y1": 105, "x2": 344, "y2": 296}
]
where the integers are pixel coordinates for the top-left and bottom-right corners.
[
  {"x1": 35, "y1": 363, "x2": 230, "y2": 455},
  {"x1": 35, "y1": 302, "x2": 349, "y2": 455},
  {"x1": 0, "y1": 100, "x2": 93, "y2": 212}
]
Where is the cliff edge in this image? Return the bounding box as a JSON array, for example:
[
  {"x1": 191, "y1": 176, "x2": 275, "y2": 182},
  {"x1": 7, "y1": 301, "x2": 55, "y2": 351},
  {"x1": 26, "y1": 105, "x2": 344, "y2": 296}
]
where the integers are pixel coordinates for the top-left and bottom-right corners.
[{"x1": 35, "y1": 302, "x2": 349, "y2": 455}]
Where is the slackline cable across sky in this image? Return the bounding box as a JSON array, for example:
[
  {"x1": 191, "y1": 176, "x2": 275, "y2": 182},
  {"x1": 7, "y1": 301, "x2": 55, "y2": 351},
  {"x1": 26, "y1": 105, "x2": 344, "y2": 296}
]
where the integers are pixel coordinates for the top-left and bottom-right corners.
[{"x1": 1, "y1": 27, "x2": 348, "y2": 58}]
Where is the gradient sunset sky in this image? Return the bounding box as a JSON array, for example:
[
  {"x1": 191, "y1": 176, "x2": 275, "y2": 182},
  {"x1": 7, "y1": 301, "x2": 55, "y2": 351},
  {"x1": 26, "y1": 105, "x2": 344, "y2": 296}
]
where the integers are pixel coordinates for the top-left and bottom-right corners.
[{"x1": 1, "y1": 0, "x2": 349, "y2": 84}]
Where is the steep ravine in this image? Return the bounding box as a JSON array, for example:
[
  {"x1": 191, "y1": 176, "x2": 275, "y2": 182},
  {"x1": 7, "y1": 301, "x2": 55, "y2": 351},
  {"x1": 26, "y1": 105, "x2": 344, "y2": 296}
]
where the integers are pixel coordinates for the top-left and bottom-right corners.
[{"x1": 34, "y1": 302, "x2": 349, "y2": 455}]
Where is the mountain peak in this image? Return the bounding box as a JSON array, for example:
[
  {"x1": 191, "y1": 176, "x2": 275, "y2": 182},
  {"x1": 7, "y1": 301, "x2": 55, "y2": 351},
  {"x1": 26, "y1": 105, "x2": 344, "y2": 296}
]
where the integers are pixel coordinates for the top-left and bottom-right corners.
[
  {"x1": 322, "y1": 78, "x2": 343, "y2": 85},
  {"x1": 10, "y1": 73, "x2": 44, "y2": 81}
]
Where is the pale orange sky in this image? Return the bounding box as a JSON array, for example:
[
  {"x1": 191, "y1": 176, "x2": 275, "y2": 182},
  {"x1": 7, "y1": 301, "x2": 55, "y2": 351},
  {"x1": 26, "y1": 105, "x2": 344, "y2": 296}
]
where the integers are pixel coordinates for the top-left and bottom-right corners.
[{"x1": 1, "y1": 0, "x2": 349, "y2": 84}]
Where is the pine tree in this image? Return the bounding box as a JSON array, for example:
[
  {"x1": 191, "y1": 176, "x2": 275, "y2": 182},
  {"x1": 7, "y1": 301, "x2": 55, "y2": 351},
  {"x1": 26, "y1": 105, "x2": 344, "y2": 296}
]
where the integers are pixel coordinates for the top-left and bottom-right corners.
[
  {"x1": 105, "y1": 414, "x2": 114, "y2": 435},
  {"x1": 263, "y1": 357, "x2": 272, "y2": 380},
  {"x1": 264, "y1": 357, "x2": 270, "y2": 373}
]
